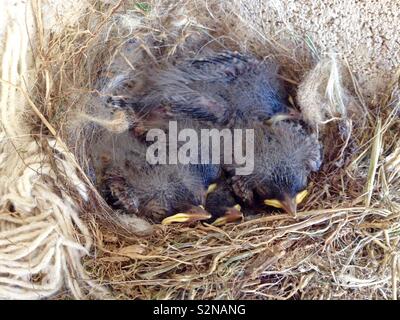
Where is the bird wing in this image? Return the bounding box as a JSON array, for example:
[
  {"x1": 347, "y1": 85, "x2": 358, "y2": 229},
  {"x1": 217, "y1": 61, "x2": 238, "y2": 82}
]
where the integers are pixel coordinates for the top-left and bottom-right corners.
[
  {"x1": 176, "y1": 51, "x2": 288, "y2": 123},
  {"x1": 102, "y1": 168, "x2": 140, "y2": 214},
  {"x1": 183, "y1": 51, "x2": 256, "y2": 81}
]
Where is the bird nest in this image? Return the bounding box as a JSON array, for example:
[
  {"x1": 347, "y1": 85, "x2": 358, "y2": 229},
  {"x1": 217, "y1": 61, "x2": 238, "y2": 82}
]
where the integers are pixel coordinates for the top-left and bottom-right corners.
[{"x1": 3, "y1": 0, "x2": 400, "y2": 299}]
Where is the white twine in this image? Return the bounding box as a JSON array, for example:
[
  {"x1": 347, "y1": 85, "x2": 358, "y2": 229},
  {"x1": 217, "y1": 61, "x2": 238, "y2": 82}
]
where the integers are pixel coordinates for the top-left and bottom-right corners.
[{"x1": 0, "y1": 0, "x2": 107, "y2": 299}]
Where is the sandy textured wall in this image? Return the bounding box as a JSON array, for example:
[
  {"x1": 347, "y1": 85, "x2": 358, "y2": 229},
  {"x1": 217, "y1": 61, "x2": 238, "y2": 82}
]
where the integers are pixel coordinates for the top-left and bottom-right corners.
[{"x1": 240, "y1": 0, "x2": 400, "y2": 96}]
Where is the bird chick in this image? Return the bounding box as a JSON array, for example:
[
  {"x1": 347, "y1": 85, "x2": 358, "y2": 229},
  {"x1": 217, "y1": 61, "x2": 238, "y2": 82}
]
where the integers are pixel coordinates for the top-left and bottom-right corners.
[
  {"x1": 226, "y1": 119, "x2": 322, "y2": 216},
  {"x1": 102, "y1": 51, "x2": 320, "y2": 218},
  {"x1": 89, "y1": 130, "x2": 220, "y2": 224},
  {"x1": 205, "y1": 180, "x2": 243, "y2": 226},
  {"x1": 107, "y1": 51, "x2": 289, "y2": 127}
]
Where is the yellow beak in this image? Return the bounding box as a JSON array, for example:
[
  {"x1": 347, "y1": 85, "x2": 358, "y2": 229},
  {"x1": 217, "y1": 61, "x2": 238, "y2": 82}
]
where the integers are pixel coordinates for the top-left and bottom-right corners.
[
  {"x1": 206, "y1": 183, "x2": 218, "y2": 195},
  {"x1": 264, "y1": 190, "x2": 308, "y2": 216},
  {"x1": 161, "y1": 206, "x2": 211, "y2": 225},
  {"x1": 295, "y1": 189, "x2": 308, "y2": 204},
  {"x1": 280, "y1": 194, "x2": 297, "y2": 216},
  {"x1": 211, "y1": 204, "x2": 243, "y2": 227}
]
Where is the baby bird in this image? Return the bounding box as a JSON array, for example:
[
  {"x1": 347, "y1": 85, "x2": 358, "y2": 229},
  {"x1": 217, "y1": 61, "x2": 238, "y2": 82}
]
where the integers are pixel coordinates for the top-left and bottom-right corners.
[
  {"x1": 103, "y1": 50, "x2": 322, "y2": 218},
  {"x1": 107, "y1": 51, "x2": 289, "y2": 126},
  {"x1": 89, "y1": 130, "x2": 220, "y2": 224},
  {"x1": 205, "y1": 180, "x2": 243, "y2": 226},
  {"x1": 225, "y1": 119, "x2": 322, "y2": 216}
]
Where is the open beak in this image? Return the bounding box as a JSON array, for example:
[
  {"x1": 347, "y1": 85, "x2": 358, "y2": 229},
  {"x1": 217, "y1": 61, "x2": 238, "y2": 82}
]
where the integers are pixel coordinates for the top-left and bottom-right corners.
[
  {"x1": 212, "y1": 204, "x2": 243, "y2": 226},
  {"x1": 161, "y1": 205, "x2": 211, "y2": 225}
]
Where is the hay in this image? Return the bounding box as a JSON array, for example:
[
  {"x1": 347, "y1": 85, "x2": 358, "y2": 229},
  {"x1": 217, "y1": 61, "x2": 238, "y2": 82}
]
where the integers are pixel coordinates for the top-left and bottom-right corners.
[{"x1": 1, "y1": 0, "x2": 399, "y2": 300}]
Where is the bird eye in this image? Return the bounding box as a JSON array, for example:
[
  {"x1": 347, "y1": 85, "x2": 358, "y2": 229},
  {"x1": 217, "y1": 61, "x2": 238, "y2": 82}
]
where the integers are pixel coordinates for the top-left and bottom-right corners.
[{"x1": 295, "y1": 189, "x2": 308, "y2": 204}]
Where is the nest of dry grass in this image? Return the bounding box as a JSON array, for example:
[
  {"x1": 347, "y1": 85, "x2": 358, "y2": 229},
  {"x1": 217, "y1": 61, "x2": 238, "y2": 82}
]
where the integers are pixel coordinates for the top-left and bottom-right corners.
[{"x1": 28, "y1": 0, "x2": 400, "y2": 299}]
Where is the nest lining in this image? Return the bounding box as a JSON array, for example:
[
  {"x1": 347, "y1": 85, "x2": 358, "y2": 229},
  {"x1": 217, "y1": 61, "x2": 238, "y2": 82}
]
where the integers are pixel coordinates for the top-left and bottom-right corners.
[{"x1": 2, "y1": 0, "x2": 400, "y2": 299}]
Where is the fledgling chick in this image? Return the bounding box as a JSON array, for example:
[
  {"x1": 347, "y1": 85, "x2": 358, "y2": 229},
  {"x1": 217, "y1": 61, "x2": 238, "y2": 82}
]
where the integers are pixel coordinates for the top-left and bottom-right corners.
[
  {"x1": 89, "y1": 130, "x2": 220, "y2": 224},
  {"x1": 225, "y1": 119, "x2": 322, "y2": 216},
  {"x1": 107, "y1": 51, "x2": 289, "y2": 126},
  {"x1": 102, "y1": 50, "x2": 320, "y2": 218},
  {"x1": 205, "y1": 180, "x2": 243, "y2": 226}
]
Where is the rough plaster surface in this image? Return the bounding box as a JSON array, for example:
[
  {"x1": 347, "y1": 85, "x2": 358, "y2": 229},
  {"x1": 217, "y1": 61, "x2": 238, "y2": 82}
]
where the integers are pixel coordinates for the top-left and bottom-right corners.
[{"x1": 239, "y1": 0, "x2": 400, "y2": 96}]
